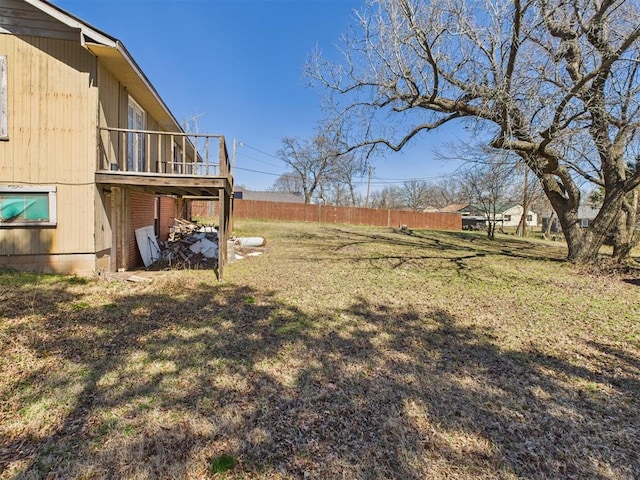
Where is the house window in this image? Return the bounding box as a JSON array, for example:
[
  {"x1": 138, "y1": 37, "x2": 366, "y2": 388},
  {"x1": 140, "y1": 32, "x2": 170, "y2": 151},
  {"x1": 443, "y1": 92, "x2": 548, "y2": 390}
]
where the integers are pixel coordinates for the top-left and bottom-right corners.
[
  {"x1": 526, "y1": 214, "x2": 533, "y2": 222},
  {"x1": 580, "y1": 218, "x2": 589, "y2": 227},
  {"x1": 504, "y1": 214, "x2": 511, "y2": 222},
  {"x1": 127, "y1": 97, "x2": 146, "y2": 171},
  {"x1": 1, "y1": 55, "x2": 7, "y2": 141},
  {"x1": 0, "y1": 186, "x2": 57, "y2": 226}
]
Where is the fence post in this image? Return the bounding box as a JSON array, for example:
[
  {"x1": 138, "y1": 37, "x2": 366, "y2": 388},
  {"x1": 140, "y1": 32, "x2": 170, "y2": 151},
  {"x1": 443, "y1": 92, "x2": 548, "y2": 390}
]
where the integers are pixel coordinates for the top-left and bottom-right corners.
[{"x1": 387, "y1": 209, "x2": 391, "y2": 227}]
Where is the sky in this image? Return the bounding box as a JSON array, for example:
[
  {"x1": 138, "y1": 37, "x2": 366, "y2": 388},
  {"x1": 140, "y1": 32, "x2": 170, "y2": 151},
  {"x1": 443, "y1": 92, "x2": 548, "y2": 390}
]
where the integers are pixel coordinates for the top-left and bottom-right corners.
[{"x1": 55, "y1": 0, "x2": 467, "y2": 193}]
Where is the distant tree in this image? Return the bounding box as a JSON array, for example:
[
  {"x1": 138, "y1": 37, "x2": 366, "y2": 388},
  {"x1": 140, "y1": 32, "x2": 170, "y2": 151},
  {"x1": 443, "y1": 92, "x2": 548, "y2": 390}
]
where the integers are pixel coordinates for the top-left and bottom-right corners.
[
  {"x1": 310, "y1": 0, "x2": 640, "y2": 263},
  {"x1": 400, "y1": 180, "x2": 431, "y2": 211},
  {"x1": 369, "y1": 185, "x2": 404, "y2": 209},
  {"x1": 277, "y1": 134, "x2": 338, "y2": 204},
  {"x1": 459, "y1": 157, "x2": 516, "y2": 240},
  {"x1": 320, "y1": 182, "x2": 356, "y2": 206},
  {"x1": 428, "y1": 179, "x2": 464, "y2": 208},
  {"x1": 271, "y1": 172, "x2": 303, "y2": 195},
  {"x1": 326, "y1": 152, "x2": 368, "y2": 206}
]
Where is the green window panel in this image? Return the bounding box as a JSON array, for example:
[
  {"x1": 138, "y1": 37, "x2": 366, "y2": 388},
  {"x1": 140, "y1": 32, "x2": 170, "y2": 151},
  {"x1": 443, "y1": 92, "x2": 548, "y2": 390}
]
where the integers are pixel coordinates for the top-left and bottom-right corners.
[{"x1": 0, "y1": 188, "x2": 56, "y2": 226}]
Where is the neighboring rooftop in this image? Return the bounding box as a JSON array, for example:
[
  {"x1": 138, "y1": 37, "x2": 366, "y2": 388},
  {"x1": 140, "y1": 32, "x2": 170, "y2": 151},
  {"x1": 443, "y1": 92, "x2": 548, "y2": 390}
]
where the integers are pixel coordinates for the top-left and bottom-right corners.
[{"x1": 235, "y1": 188, "x2": 304, "y2": 203}]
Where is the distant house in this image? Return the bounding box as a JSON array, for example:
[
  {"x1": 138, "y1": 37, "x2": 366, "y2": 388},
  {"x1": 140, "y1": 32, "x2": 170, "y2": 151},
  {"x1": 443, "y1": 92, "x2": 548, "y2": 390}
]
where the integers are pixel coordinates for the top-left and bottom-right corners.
[
  {"x1": 234, "y1": 188, "x2": 304, "y2": 203},
  {"x1": 542, "y1": 205, "x2": 599, "y2": 233},
  {"x1": 441, "y1": 204, "x2": 537, "y2": 230},
  {"x1": 439, "y1": 204, "x2": 487, "y2": 230},
  {"x1": 439, "y1": 203, "x2": 470, "y2": 214},
  {"x1": 500, "y1": 205, "x2": 538, "y2": 228},
  {"x1": 0, "y1": 0, "x2": 233, "y2": 275}
]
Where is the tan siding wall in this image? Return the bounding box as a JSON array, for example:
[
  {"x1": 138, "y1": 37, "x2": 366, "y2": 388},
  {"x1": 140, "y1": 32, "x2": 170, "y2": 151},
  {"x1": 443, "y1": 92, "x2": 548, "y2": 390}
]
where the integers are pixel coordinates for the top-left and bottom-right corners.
[
  {"x1": 94, "y1": 63, "x2": 122, "y2": 255},
  {"x1": 128, "y1": 191, "x2": 155, "y2": 269},
  {"x1": 0, "y1": 34, "x2": 99, "y2": 259},
  {"x1": 96, "y1": 62, "x2": 121, "y2": 171}
]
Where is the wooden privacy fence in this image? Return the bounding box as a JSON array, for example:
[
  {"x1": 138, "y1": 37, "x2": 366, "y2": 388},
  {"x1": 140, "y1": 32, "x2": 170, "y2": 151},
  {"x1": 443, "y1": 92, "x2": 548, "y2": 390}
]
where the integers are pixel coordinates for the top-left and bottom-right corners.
[{"x1": 192, "y1": 199, "x2": 462, "y2": 231}]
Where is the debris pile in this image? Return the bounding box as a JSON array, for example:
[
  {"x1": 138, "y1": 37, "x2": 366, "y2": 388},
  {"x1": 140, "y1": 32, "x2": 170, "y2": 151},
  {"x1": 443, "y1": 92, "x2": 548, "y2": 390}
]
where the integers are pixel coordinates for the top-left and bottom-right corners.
[
  {"x1": 150, "y1": 218, "x2": 220, "y2": 270},
  {"x1": 139, "y1": 218, "x2": 267, "y2": 271}
]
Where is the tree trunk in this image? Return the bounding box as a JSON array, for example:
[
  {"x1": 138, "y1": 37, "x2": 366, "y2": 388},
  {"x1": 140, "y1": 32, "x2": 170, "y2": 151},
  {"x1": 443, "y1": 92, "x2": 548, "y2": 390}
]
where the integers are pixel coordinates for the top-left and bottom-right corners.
[
  {"x1": 612, "y1": 190, "x2": 639, "y2": 263},
  {"x1": 544, "y1": 211, "x2": 555, "y2": 237},
  {"x1": 551, "y1": 187, "x2": 626, "y2": 263},
  {"x1": 562, "y1": 226, "x2": 601, "y2": 263},
  {"x1": 487, "y1": 221, "x2": 496, "y2": 240}
]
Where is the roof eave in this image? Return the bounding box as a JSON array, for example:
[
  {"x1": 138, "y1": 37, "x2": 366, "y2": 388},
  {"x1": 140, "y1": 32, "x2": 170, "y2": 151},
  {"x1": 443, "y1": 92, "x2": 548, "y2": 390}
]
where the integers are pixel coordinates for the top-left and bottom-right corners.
[{"x1": 27, "y1": 0, "x2": 183, "y2": 133}]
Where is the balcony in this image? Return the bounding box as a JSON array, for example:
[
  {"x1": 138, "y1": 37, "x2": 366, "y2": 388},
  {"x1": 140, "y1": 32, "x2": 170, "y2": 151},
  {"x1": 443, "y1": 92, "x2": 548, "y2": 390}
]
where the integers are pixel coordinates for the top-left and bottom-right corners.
[
  {"x1": 95, "y1": 127, "x2": 233, "y2": 197},
  {"x1": 96, "y1": 127, "x2": 234, "y2": 279}
]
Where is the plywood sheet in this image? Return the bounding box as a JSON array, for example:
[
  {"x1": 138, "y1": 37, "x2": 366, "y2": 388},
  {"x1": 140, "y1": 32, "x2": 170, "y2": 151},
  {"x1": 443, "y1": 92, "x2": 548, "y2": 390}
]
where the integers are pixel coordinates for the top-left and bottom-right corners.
[{"x1": 134, "y1": 225, "x2": 160, "y2": 267}]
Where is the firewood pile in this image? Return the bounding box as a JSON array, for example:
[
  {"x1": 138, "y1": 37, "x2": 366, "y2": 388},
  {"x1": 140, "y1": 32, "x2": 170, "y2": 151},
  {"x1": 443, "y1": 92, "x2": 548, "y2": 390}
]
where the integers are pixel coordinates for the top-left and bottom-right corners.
[{"x1": 149, "y1": 218, "x2": 220, "y2": 271}]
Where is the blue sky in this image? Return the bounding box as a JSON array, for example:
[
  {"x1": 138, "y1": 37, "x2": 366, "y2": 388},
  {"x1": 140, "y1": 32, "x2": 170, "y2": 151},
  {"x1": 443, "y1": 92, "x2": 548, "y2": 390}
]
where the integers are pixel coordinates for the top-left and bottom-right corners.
[{"x1": 55, "y1": 0, "x2": 465, "y2": 192}]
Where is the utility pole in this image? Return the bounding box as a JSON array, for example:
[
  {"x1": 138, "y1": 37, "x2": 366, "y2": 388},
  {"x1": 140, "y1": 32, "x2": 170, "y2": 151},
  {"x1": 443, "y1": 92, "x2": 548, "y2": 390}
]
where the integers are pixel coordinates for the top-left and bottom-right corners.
[
  {"x1": 182, "y1": 112, "x2": 205, "y2": 133},
  {"x1": 232, "y1": 139, "x2": 237, "y2": 177},
  {"x1": 365, "y1": 164, "x2": 373, "y2": 208}
]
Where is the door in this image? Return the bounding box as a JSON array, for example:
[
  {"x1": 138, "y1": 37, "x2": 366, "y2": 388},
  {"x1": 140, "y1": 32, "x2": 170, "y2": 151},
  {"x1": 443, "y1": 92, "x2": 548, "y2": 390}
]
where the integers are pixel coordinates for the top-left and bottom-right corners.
[{"x1": 127, "y1": 97, "x2": 146, "y2": 172}]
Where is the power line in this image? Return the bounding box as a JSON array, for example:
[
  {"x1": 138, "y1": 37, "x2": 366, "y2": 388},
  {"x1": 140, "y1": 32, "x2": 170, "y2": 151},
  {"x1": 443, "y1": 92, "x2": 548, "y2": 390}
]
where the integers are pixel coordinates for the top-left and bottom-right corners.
[
  {"x1": 235, "y1": 151, "x2": 283, "y2": 169},
  {"x1": 234, "y1": 166, "x2": 283, "y2": 177},
  {"x1": 233, "y1": 140, "x2": 460, "y2": 185},
  {"x1": 240, "y1": 142, "x2": 282, "y2": 161}
]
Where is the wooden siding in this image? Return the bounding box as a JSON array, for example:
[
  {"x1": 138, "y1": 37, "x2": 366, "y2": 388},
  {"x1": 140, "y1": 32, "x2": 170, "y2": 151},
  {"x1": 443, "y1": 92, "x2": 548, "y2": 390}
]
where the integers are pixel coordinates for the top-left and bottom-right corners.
[
  {"x1": 0, "y1": 33, "x2": 98, "y2": 257},
  {"x1": 219, "y1": 199, "x2": 462, "y2": 231},
  {"x1": 0, "y1": 54, "x2": 6, "y2": 139},
  {"x1": 0, "y1": 0, "x2": 79, "y2": 41},
  {"x1": 96, "y1": 61, "x2": 121, "y2": 170},
  {"x1": 94, "y1": 186, "x2": 112, "y2": 254}
]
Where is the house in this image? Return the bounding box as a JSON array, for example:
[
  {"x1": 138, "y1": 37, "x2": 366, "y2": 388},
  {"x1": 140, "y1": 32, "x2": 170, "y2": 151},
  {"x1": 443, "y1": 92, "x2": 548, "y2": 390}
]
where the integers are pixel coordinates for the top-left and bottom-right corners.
[
  {"x1": 234, "y1": 188, "x2": 304, "y2": 203},
  {"x1": 0, "y1": 0, "x2": 233, "y2": 276},
  {"x1": 541, "y1": 205, "x2": 599, "y2": 233},
  {"x1": 500, "y1": 205, "x2": 538, "y2": 228},
  {"x1": 441, "y1": 204, "x2": 537, "y2": 230},
  {"x1": 439, "y1": 204, "x2": 486, "y2": 230}
]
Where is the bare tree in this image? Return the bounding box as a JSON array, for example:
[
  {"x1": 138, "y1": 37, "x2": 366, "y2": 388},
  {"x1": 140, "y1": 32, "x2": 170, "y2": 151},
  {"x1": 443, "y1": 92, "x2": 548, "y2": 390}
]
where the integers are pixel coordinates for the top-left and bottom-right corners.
[
  {"x1": 430, "y1": 179, "x2": 464, "y2": 208},
  {"x1": 325, "y1": 152, "x2": 368, "y2": 206},
  {"x1": 271, "y1": 171, "x2": 303, "y2": 195},
  {"x1": 310, "y1": 0, "x2": 640, "y2": 263},
  {"x1": 400, "y1": 179, "x2": 431, "y2": 211},
  {"x1": 277, "y1": 134, "x2": 338, "y2": 204},
  {"x1": 459, "y1": 157, "x2": 516, "y2": 239},
  {"x1": 369, "y1": 185, "x2": 404, "y2": 209},
  {"x1": 589, "y1": 158, "x2": 640, "y2": 261}
]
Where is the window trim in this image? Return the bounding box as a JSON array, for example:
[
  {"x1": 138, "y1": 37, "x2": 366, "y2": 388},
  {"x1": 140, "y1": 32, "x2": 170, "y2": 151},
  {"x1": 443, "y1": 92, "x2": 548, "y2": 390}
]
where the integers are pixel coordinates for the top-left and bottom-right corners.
[
  {"x1": 1, "y1": 55, "x2": 7, "y2": 141},
  {"x1": 0, "y1": 185, "x2": 57, "y2": 227}
]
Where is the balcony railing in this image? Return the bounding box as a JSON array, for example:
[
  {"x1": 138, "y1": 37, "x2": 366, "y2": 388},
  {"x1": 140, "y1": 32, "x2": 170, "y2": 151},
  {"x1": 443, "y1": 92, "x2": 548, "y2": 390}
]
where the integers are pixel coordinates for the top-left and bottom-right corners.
[{"x1": 97, "y1": 127, "x2": 230, "y2": 178}]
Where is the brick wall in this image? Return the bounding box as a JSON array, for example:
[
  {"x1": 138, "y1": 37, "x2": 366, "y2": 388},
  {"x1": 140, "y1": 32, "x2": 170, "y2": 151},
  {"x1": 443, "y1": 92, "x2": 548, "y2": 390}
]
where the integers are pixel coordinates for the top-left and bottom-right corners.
[
  {"x1": 129, "y1": 191, "x2": 155, "y2": 269},
  {"x1": 158, "y1": 196, "x2": 177, "y2": 242}
]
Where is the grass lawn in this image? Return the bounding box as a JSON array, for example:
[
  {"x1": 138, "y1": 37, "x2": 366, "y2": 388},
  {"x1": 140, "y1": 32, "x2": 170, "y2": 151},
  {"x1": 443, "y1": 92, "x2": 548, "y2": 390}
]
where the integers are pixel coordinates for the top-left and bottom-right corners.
[{"x1": 1, "y1": 220, "x2": 639, "y2": 479}]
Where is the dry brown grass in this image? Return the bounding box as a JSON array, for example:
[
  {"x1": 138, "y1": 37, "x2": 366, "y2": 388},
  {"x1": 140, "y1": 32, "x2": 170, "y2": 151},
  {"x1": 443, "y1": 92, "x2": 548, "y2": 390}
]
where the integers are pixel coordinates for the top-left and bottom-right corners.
[{"x1": 1, "y1": 220, "x2": 639, "y2": 479}]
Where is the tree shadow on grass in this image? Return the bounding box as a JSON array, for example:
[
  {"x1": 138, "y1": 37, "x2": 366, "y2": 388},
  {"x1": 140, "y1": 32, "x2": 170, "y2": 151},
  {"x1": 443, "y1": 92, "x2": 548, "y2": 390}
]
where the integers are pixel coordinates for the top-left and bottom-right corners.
[
  {"x1": 323, "y1": 227, "x2": 567, "y2": 268},
  {"x1": 1, "y1": 275, "x2": 638, "y2": 479}
]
